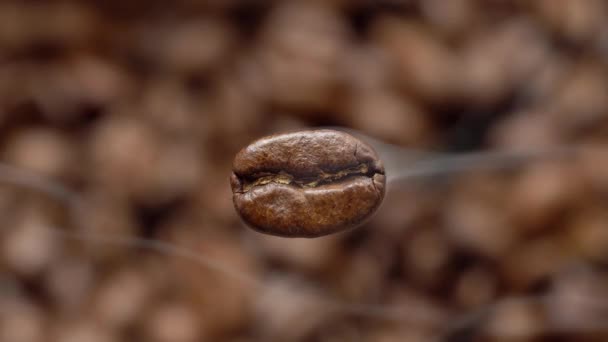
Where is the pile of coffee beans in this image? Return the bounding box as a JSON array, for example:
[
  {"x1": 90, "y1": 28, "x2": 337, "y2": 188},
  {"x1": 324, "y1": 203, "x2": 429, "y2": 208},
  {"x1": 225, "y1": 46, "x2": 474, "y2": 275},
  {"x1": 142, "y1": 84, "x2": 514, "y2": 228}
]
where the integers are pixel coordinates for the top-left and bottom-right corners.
[{"x1": 1, "y1": 1, "x2": 607, "y2": 340}]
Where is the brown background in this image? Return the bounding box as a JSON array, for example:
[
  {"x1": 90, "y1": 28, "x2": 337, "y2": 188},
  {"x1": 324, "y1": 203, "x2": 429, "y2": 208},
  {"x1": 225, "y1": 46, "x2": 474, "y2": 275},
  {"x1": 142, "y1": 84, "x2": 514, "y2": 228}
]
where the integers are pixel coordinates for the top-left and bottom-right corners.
[{"x1": 0, "y1": 0, "x2": 608, "y2": 341}]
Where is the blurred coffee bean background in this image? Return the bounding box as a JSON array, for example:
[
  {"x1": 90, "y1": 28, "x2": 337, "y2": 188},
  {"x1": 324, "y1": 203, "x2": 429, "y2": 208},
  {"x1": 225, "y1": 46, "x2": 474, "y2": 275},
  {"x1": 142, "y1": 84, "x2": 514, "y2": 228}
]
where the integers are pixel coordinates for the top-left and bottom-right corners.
[{"x1": 1, "y1": 0, "x2": 608, "y2": 341}]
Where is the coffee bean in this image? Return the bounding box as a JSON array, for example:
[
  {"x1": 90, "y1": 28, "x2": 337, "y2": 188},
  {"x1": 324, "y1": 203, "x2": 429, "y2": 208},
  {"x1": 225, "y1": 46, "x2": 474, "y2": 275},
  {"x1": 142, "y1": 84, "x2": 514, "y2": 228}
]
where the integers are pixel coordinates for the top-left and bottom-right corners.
[{"x1": 230, "y1": 129, "x2": 386, "y2": 238}]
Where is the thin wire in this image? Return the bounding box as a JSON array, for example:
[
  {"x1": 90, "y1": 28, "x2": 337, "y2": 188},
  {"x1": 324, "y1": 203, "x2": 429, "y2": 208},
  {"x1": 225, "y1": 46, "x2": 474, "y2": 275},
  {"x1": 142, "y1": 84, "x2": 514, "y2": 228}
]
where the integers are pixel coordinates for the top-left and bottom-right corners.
[
  {"x1": 387, "y1": 146, "x2": 577, "y2": 184},
  {"x1": 51, "y1": 226, "x2": 262, "y2": 288},
  {"x1": 0, "y1": 162, "x2": 261, "y2": 287},
  {"x1": 0, "y1": 163, "x2": 80, "y2": 205}
]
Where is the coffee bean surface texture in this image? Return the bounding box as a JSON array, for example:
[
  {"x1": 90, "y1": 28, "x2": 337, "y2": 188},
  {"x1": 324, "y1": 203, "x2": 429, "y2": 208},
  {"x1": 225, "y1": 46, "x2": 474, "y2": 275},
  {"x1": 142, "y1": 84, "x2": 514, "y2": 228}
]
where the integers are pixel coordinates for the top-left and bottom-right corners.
[{"x1": 231, "y1": 129, "x2": 386, "y2": 237}]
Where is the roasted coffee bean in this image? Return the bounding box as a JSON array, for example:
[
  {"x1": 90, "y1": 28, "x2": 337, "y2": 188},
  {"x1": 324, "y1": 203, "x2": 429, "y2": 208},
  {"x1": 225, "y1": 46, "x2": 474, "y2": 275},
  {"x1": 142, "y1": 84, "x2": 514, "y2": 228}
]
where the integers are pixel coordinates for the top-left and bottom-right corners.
[{"x1": 230, "y1": 129, "x2": 386, "y2": 238}]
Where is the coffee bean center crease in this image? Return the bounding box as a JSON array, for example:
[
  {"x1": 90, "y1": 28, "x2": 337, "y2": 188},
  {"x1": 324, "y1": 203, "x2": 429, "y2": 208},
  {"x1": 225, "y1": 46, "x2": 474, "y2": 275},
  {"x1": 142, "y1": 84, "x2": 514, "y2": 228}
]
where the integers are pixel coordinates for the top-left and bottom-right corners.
[
  {"x1": 236, "y1": 163, "x2": 379, "y2": 192},
  {"x1": 231, "y1": 130, "x2": 386, "y2": 238}
]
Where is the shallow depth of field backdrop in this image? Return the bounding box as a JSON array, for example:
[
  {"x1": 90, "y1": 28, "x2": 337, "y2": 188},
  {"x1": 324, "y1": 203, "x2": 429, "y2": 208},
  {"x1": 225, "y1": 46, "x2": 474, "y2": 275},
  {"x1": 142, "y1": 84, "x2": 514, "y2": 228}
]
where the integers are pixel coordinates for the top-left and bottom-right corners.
[{"x1": 1, "y1": 1, "x2": 608, "y2": 341}]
